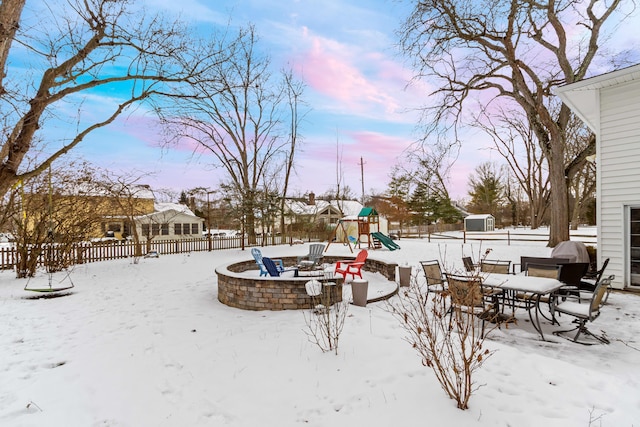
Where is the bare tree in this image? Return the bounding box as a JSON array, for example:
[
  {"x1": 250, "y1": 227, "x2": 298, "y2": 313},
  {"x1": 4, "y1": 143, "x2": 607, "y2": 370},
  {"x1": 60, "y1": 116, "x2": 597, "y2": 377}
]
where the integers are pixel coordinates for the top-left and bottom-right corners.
[
  {"x1": 474, "y1": 108, "x2": 550, "y2": 228},
  {"x1": 159, "y1": 25, "x2": 303, "y2": 244},
  {"x1": 279, "y1": 70, "x2": 307, "y2": 239},
  {"x1": 399, "y1": 0, "x2": 629, "y2": 245},
  {"x1": 0, "y1": 0, "x2": 234, "y2": 199},
  {"x1": 564, "y1": 117, "x2": 597, "y2": 229},
  {"x1": 0, "y1": 0, "x2": 24, "y2": 90},
  {"x1": 12, "y1": 160, "x2": 103, "y2": 277},
  {"x1": 93, "y1": 170, "x2": 158, "y2": 260}
]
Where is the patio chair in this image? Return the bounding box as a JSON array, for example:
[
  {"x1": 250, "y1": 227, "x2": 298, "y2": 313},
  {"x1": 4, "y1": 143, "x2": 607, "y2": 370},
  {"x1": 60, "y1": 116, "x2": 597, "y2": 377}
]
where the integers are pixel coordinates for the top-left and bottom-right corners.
[
  {"x1": 420, "y1": 260, "x2": 447, "y2": 293},
  {"x1": 445, "y1": 273, "x2": 504, "y2": 338},
  {"x1": 551, "y1": 275, "x2": 614, "y2": 344},
  {"x1": 579, "y1": 261, "x2": 613, "y2": 304},
  {"x1": 251, "y1": 248, "x2": 285, "y2": 277},
  {"x1": 513, "y1": 263, "x2": 563, "y2": 318},
  {"x1": 262, "y1": 257, "x2": 296, "y2": 277},
  {"x1": 297, "y1": 243, "x2": 325, "y2": 268},
  {"x1": 580, "y1": 258, "x2": 610, "y2": 292},
  {"x1": 480, "y1": 259, "x2": 511, "y2": 274},
  {"x1": 462, "y1": 256, "x2": 476, "y2": 272},
  {"x1": 334, "y1": 249, "x2": 368, "y2": 281}
]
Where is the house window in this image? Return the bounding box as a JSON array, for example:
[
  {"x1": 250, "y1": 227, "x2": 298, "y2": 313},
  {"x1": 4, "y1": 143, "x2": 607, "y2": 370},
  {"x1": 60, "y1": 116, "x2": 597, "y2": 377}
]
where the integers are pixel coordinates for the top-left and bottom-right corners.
[
  {"x1": 183, "y1": 223, "x2": 190, "y2": 235},
  {"x1": 630, "y1": 207, "x2": 640, "y2": 286},
  {"x1": 152, "y1": 224, "x2": 160, "y2": 236},
  {"x1": 161, "y1": 224, "x2": 169, "y2": 235},
  {"x1": 191, "y1": 223, "x2": 199, "y2": 235},
  {"x1": 175, "y1": 223, "x2": 182, "y2": 235},
  {"x1": 142, "y1": 224, "x2": 149, "y2": 236}
]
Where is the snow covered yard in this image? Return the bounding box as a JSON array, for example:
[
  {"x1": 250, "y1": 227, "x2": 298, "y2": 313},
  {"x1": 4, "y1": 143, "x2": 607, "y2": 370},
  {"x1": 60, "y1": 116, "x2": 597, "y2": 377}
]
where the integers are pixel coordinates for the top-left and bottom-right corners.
[{"x1": 1, "y1": 234, "x2": 639, "y2": 426}]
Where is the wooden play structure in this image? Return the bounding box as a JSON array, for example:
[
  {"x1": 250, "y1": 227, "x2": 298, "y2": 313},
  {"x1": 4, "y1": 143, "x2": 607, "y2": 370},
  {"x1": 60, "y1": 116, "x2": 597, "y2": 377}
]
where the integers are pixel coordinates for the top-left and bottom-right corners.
[{"x1": 326, "y1": 207, "x2": 400, "y2": 252}]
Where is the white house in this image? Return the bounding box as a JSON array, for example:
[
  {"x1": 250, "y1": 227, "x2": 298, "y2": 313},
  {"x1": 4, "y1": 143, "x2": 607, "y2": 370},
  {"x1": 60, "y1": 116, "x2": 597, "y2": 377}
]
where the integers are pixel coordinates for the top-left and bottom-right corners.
[
  {"x1": 556, "y1": 64, "x2": 640, "y2": 290},
  {"x1": 282, "y1": 193, "x2": 364, "y2": 230},
  {"x1": 134, "y1": 202, "x2": 204, "y2": 241}
]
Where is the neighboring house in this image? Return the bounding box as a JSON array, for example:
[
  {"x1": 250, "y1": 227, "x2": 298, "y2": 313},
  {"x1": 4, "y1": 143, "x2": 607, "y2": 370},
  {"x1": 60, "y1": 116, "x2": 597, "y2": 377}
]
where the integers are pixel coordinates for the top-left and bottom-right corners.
[
  {"x1": 282, "y1": 192, "x2": 364, "y2": 230},
  {"x1": 556, "y1": 63, "x2": 640, "y2": 290},
  {"x1": 21, "y1": 183, "x2": 156, "y2": 241},
  {"x1": 134, "y1": 202, "x2": 204, "y2": 241}
]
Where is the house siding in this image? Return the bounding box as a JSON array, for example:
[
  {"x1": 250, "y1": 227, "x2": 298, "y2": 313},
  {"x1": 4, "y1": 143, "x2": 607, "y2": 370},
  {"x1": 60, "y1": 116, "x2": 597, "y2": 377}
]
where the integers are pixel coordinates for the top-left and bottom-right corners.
[
  {"x1": 135, "y1": 210, "x2": 204, "y2": 241},
  {"x1": 599, "y1": 80, "x2": 640, "y2": 288}
]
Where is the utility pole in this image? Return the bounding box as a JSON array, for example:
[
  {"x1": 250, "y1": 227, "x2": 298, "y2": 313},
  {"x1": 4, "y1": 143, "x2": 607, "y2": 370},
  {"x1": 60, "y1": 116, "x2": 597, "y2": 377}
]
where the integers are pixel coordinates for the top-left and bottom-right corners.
[{"x1": 359, "y1": 157, "x2": 366, "y2": 206}]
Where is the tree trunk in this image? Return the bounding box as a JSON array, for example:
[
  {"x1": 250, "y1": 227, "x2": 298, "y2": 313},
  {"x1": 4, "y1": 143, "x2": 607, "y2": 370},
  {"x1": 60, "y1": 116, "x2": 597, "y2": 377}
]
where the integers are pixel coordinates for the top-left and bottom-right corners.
[
  {"x1": 0, "y1": 0, "x2": 25, "y2": 90},
  {"x1": 547, "y1": 141, "x2": 570, "y2": 246}
]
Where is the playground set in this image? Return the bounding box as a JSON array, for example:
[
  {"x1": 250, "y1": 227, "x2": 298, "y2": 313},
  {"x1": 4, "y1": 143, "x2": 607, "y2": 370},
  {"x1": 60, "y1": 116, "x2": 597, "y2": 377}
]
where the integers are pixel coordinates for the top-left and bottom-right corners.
[{"x1": 326, "y1": 207, "x2": 400, "y2": 253}]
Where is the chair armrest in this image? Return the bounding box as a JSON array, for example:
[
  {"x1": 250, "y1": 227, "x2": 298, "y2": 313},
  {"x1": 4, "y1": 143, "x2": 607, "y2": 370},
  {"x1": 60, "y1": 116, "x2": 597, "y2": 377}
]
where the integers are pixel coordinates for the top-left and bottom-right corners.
[
  {"x1": 346, "y1": 262, "x2": 365, "y2": 269},
  {"x1": 334, "y1": 259, "x2": 355, "y2": 268}
]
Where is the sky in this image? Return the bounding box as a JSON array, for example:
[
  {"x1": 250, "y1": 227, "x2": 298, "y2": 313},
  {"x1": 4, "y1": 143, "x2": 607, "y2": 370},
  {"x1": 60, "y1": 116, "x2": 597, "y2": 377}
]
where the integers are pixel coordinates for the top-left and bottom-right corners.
[
  {"x1": 18, "y1": 0, "x2": 640, "y2": 202},
  {"x1": 41, "y1": 0, "x2": 474, "y2": 200},
  {"x1": 2, "y1": 228, "x2": 639, "y2": 425}
]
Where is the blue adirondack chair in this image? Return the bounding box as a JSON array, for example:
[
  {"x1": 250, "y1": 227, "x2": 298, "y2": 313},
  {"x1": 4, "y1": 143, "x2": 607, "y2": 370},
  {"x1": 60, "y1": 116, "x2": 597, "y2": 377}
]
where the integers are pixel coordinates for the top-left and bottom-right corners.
[
  {"x1": 263, "y1": 257, "x2": 289, "y2": 277},
  {"x1": 252, "y1": 248, "x2": 285, "y2": 277}
]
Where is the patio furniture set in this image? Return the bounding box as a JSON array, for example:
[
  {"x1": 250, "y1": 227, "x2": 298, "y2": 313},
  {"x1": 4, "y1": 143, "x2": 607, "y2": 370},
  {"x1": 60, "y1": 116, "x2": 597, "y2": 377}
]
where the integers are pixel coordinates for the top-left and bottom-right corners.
[
  {"x1": 251, "y1": 245, "x2": 368, "y2": 281},
  {"x1": 420, "y1": 253, "x2": 613, "y2": 345}
]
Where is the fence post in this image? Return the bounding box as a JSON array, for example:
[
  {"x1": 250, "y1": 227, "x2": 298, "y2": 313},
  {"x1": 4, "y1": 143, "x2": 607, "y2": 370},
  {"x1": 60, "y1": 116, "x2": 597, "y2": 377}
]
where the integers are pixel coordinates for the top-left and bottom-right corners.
[{"x1": 463, "y1": 230, "x2": 466, "y2": 244}]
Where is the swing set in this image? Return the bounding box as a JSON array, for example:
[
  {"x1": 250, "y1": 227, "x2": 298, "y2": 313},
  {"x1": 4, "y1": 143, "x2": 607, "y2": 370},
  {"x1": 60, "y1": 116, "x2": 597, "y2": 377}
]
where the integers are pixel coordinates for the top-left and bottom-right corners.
[
  {"x1": 325, "y1": 207, "x2": 382, "y2": 252},
  {"x1": 20, "y1": 168, "x2": 75, "y2": 295}
]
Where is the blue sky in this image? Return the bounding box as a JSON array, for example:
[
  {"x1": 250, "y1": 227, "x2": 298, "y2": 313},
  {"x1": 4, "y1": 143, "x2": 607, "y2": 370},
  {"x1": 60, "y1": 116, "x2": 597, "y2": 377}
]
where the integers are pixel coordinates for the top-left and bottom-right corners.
[
  {"x1": 22, "y1": 0, "x2": 640, "y2": 202},
  {"x1": 65, "y1": 0, "x2": 445, "y2": 199}
]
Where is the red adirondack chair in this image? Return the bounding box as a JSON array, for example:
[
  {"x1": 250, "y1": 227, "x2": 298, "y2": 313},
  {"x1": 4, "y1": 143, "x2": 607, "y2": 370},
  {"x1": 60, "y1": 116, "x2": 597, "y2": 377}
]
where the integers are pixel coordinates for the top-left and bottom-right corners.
[{"x1": 334, "y1": 249, "x2": 368, "y2": 280}]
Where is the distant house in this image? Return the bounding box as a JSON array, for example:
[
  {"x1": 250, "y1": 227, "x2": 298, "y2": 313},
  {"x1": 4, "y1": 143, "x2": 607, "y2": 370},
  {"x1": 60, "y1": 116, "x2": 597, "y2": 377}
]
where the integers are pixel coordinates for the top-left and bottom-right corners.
[
  {"x1": 282, "y1": 192, "x2": 364, "y2": 231},
  {"x1": 556, "y1": 63, "x2": 640, "y2": 290},
  {"x1": 134, "y1": 202, "x2": 204, "y2": 241},
  {"x1": 21, "y1": 183, "x2": 156, "y2": 241}
]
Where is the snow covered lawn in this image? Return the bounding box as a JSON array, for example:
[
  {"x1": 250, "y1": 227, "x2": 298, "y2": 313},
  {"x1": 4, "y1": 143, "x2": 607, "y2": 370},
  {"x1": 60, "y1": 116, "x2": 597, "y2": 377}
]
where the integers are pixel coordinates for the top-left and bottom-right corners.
[{"x1": 1, "y1": 235, "x2": 639, "y2": 426}]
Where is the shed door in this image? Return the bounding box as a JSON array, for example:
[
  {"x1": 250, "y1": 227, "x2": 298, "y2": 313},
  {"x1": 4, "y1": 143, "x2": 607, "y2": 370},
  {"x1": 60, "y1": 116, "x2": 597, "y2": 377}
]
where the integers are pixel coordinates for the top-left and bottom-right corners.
[{"x1": 630, "y1": 207, "x2": 640, "y2": 286}]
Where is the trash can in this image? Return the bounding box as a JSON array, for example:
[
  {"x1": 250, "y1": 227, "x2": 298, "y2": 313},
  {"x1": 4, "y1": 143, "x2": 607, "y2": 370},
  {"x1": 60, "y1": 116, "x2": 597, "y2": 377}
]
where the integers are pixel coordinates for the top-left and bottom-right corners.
[
  {"x1": 351, "y1": 279, "x2": 368, "y2": 307},
  {"x1": 398, "y1": 265, "x2": 412, "y2": 287}
]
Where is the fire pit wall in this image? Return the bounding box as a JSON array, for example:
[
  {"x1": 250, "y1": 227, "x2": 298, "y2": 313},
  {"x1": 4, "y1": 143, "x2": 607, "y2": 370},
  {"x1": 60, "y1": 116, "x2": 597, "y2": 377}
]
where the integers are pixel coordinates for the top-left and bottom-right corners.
[{"x1": 216, "y1": 255, "x2": 398, "y2": 311}]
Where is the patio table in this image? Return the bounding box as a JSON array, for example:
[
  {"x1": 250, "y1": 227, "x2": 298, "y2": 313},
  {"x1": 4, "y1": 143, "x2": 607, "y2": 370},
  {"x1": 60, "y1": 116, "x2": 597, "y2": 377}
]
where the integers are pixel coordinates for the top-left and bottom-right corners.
[{"x1": 482, "y1": 273, "x2": 565, "y2": 340}]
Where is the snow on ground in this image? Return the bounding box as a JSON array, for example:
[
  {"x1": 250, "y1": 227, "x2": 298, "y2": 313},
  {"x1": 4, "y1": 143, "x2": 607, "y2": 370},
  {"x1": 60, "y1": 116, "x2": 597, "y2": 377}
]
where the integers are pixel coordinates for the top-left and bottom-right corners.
[{"x1": 1, "y1": 228, "x2": 639, "y2": 427}]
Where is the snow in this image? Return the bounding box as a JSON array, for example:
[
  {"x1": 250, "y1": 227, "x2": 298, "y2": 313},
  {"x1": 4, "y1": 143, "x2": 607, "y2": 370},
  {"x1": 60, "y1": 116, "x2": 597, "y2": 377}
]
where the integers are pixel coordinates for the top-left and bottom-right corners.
[{"x1": 1, "y1": 229, "x2": 639, "y2": 426}]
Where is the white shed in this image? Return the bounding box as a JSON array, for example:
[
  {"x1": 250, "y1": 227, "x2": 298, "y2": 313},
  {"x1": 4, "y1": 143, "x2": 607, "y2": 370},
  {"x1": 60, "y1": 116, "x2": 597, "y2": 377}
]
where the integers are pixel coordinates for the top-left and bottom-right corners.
[
  {"x1": 464, "y1": 214, "x2": 495, "y2": 232},
  {"x1": 556, "y1": 64, "x2": 640, "y2": 290}
]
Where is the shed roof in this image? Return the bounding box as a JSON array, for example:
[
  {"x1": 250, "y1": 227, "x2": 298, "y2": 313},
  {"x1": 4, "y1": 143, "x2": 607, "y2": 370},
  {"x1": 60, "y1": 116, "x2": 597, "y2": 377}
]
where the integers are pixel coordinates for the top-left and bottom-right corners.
[{"x1": 465, "y1": 214, "x2": 494, "y2": 220}]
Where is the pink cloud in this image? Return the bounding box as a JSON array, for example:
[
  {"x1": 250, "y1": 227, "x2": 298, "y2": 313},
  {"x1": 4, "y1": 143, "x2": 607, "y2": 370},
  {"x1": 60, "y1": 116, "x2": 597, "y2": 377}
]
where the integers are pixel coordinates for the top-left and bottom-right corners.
[{"x1": 293, "y1": 30, "x2": 428, "y2": 122}]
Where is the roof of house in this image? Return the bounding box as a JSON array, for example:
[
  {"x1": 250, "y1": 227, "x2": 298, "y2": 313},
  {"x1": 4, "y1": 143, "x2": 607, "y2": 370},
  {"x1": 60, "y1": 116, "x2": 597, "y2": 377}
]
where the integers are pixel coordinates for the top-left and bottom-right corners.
[
  {"x1": 65, "y1": 183, "x2": 155, "y2": 199},
  {"x1": 555, "y1": 63, "x2": 640, "y2": 131},
  {"x1": 136, "y1": 202, "x2": 202, "y2": 221},
  {"x1": 285, "y1": 199, "x2": 363, "y2": 217},
  {"x1": 155, "y1": 202, "x2": 196, "y2": 216}
]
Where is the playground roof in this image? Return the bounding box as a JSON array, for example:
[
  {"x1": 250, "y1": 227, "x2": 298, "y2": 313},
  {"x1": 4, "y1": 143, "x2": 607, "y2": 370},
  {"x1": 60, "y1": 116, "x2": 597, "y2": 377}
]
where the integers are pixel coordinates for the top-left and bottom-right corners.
[{"x1": 358, "y1": 207, "x2": 378, "y2": 217}]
